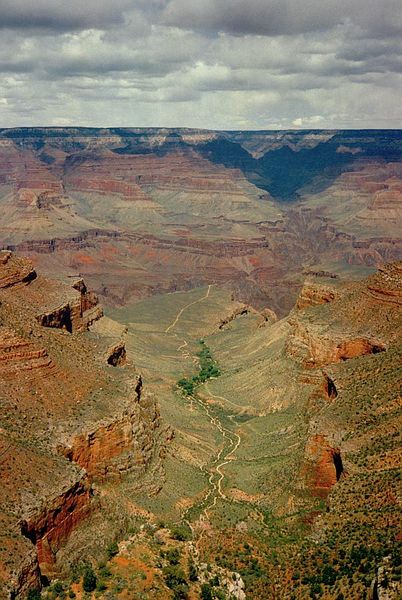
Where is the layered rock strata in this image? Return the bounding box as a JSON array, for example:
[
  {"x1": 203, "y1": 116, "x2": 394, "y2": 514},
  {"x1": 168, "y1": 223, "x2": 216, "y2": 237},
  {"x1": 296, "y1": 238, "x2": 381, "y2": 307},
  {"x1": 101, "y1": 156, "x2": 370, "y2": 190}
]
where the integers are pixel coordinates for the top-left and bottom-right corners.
[
  {"x1": 0, "y1": 253, "x2": 168, "y2": 598},
  {"x1": 290, "y1": 263, "x2": 402, "y2": 501}
]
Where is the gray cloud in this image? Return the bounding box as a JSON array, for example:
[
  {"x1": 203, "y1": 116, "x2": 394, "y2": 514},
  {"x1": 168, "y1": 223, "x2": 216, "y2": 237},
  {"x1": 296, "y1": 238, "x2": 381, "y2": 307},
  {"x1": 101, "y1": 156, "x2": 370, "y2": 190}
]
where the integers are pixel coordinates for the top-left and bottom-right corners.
[
  {"x1": 0, "y1": 0, "x2": 133, "y2": 30},
  {"x1": 0, "y1": 0, "x2": 401, "y2": 129},
  {"x1": 162, "y1": 0, "x2": 402, "y2": 37}
]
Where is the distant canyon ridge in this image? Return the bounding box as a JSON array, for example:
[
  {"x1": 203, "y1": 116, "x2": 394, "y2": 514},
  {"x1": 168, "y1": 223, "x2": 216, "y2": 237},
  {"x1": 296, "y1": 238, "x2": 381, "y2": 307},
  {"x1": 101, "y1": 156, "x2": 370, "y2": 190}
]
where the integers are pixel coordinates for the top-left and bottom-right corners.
[{"x1": 1, "y1": 127, "x2": 401, "y2": 315}]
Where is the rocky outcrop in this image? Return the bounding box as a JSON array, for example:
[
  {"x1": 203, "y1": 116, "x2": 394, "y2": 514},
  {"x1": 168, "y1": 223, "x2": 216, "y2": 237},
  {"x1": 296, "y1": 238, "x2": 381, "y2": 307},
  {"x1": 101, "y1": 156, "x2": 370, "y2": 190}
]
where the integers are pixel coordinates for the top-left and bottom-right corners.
[
  {"x1": 366, "y1": 263, "x2": 402, "y2": 307},
  {"x1": 106, "y1": 340, "x2": 127, "y2": 366},
  {"x1": 259, "y1": 306, "x2": 278, "y2": 323},
  {"x1": 296, "y1": 278, "x2": 340, "y2": 310},
  {"x1": 287, "y1": 318, "x2": 386, "y2": 367},
  {"x1": 20, "y1": 477, "x2": 92, "y2": 578},
  {"x1": 7, "y1": 547, "x2": 41, "y2": 600},
  {"x1": 218, "y1": 305, "x2": 250, "y2": 330},
  {"x1": 36, "y1": 303, "x2": 76, "y2": 333},
  {"x1": 322, "y1": 372, "x2": 338, "y2": 401},
  {"x1": 303, "y1": 434, "x2": 344, "y2": 497},
  {"x1": 335, "y1": 338, "x2": 386, "y2": 361},
  {"x1": 0, "y1": 256, "x2": 169, "y2": 598},
  {"x1": 67, "y1": 175, "x2": 150, "y2": 200},
  {"x1": 59, "y1": 382, "x2": 160, "y2": 481},
  {"x1": 370, "y1": 557, "x2": 401, "y2": 600},
  {"x1": 0, "y1": 328, "x2": 54, "y2": 376},
  {"x1": 36, "y1": 277, "x2": 102, "y2": 333},
  {"x1": 0, "y1": 251, "x2": 36, "y2": 288},
  {"x1": 217, "y1": 303, "x2": 277, "y2": 331}
]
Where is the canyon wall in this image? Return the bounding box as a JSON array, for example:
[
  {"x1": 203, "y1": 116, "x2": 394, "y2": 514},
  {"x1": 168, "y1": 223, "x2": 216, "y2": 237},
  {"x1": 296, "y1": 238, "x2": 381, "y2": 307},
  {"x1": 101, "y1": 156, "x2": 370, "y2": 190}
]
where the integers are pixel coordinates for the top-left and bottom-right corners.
[
  {"x1": 0, "y1": 252, "x2": 169, "y2": 598},
  {"x1": 0, "y1": 129, "x2": 401, "y2": 316}
]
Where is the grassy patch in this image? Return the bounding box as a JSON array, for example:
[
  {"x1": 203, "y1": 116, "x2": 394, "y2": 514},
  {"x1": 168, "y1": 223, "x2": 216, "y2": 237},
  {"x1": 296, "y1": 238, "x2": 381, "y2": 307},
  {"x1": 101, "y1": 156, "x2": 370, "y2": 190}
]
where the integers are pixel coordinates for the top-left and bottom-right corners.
[{"x1": 177, "y1": 340, "x2": 221, "y2": 396}]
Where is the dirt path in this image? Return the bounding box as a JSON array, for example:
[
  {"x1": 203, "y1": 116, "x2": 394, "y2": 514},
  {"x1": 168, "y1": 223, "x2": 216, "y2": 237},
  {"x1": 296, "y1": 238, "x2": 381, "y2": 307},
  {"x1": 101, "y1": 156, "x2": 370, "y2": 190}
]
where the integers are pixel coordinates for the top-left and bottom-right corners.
[
  {"x1": 204, "y1": 381, "x2": 251, "y2": 412},
  {"x1": 180, "y1": 389, "x2": 241, "y2": 521},
  {"x1": 164, "y1": 283, "x2": 244, "y2": 528},
  {"x1": 164, "y1": 285, "x2": 212, "y2": 334}
]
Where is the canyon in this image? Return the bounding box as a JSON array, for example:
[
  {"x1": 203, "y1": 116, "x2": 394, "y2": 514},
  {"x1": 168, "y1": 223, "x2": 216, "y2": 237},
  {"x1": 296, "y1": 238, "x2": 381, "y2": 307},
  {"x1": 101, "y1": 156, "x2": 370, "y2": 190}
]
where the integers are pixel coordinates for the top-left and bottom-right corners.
[
  {"x1": 0, "y1": 128, "x2": 401, "y2": 316},
  {"x1": 0, "y1": 128, "x2": 401, "y2": 599}
]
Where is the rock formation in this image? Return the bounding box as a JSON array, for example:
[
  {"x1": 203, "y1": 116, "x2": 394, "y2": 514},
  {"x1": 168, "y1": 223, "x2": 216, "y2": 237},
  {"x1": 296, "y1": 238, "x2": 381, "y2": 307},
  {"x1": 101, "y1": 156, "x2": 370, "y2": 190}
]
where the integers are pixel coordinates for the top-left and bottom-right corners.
[
  {"x1": 290, "y1": 262, "x2": 402, "y2": 507},
  {"x1": 0, "y1": 128, "x2": 401, "y2": 317},
  {"x1": 303, "y1": 434, "x2": 344, "y2": 497},
  {"x1": 36, "y1": 276, "x2": 103, "y2": 333},
  {"x1": 0, "y1": 253, "x2": 170, "y2": 598},
  {"x1": 0, "y1": 250, "x2": 36, "y2": 288},
  {"x1": 105, "y1": 340, "x2": 127, "y2": 366},
  {"x1": 296, "y1": 276, "x2": 340, "y2": 310}
]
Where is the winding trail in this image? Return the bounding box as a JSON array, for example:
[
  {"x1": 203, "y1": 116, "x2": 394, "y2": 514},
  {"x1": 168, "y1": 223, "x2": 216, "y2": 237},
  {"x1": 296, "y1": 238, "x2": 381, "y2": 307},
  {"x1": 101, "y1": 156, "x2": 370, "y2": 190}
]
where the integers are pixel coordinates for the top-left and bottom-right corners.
[
  {"x1": 0, "y1": 443, "x2": 11, "y2": 465},
  {"x1": 180, "y1": 388, "x2": 242, "y2": 523},
  {"x1": 163, "y1": 284, "x2": 248, "y2": 536},
  {"x1": 204, "y1": 381, "x2": 252, "y2": 413},
  {"x1": 165, "y1": 285, "x2": 212, "y2": 334}
]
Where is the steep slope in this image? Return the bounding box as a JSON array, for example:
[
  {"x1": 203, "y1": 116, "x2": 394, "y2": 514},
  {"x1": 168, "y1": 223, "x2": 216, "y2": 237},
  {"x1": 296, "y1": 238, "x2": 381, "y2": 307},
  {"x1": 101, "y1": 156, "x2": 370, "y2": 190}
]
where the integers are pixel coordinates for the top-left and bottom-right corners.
[{"x1": 0, "y1": 251, "x2": 170, "y2": 599}]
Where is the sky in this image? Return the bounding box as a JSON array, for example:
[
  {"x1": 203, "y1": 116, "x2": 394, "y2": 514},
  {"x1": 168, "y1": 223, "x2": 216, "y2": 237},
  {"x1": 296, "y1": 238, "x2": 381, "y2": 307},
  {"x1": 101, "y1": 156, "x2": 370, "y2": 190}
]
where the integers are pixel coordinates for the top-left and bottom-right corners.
[{"x1": 0, "y1": 0, "x2": 401, "y2": 130}]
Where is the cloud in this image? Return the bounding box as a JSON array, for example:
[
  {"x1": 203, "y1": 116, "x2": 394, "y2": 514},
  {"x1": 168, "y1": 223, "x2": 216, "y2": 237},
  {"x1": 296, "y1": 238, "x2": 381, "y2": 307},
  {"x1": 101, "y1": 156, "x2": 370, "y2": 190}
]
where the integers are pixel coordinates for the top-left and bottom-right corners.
[
  {"x1": 162, "y1": 0, "x2": 402, "y2": 38},
  {"x1": 0, "y1": 0, "x2": 401, "y2": 128},
  {"x1": 292, "y1": 115, "x2": 325, "y2": 127},
  {"x1": 0, "y1": 0, "x2": 133, "y2": 31}
]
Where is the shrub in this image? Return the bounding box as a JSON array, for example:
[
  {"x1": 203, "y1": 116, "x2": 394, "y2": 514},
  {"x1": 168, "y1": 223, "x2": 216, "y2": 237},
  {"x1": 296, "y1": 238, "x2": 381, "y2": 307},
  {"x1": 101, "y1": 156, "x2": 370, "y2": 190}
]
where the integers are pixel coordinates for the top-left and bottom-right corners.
[
  {"x1": 163, "y1": 564, "x2": 188, "y2": 591},
  {"x1": 98, "y1": 565, "x2": 112, "y2": 579},
  {"x1": 83, "y1": 567, "x2": 97, "y2": 593},
  {"x1": 53, "y1": 582, "x2": 64, "y2": 595},
  {"x1": 173, "y1": 583, "x2": 189, "y2": 599},
  {"x1": 96, "y1": 580, "x2": 107, "y2": 592},
  {"x1": 27, "y1": 590, "x2": 41, "y2": 600},
  {"x1": 171, "y1": 524, "x2": 191, "y2": 541},
  {"x1": 177, "y1": 342, "x2": 221, "y2": 395},
  {"x1": 106, "y1": 541, "x2": 119, "y2": 559},
  {"x1": 166, "y1": 547, "x2": 181, "y2": 565},
  {"x1": 188, "y1": 560, "x2": 198, "y2": 582},
  {"x1": 201, "y1": 583, "x2": 213, "y2": 600},
  {"x1": 321, "y1": 564, "x2": 337, "y2": 586}
]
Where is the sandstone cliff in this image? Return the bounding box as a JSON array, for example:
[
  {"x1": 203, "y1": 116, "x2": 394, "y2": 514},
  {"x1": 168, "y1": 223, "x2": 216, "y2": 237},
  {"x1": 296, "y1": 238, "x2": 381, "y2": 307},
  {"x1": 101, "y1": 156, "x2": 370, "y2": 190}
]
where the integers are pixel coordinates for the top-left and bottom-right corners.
[
  {"x1": 0, "y1": 252, "x2": 170, "y2": 598},
  {"x1": 289, "y1": 264, "x2": 402, "y2": 505}
]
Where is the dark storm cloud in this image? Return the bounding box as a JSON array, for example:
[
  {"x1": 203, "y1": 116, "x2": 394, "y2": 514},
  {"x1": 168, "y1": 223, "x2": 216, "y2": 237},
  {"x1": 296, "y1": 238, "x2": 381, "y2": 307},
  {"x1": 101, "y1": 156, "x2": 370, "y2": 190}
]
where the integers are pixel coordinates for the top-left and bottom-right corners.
[
  {"x1": 0, "y1": 0, "x2": 133, "y2": 30},
  {"x1": 162, "y1": 0, "x2": 402, "y2": 38}
]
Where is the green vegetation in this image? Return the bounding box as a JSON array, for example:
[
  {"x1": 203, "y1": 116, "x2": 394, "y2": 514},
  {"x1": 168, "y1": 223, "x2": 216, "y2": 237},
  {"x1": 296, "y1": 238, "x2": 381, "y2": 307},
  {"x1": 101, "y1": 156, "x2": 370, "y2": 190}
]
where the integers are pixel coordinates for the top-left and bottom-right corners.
[
  {"x1": 188, "y1": 559, "x2": 198, "y2": 582},
  {"x1": 165, "y1": 547, "x2": 181, "y2": 565},
  {"x1": 162, "y1": 564, "x2": 189, "y2": 598},
  {"x1": 177, "y1": 340, "x2": 221, "y2": 396},
  {"x1": 171, "y1": 523, "x2": 192, "y2": 541},
  {"x1": 200, "y1": 583, "x2": 213, "y2": 600},
  {"x1": 27, "y1": 590, "x2": 41, "y2": 600},
  {"x1": 106, "y1": 540, "x2": 119, "y2": 559},
  {"x1": 82, "y1": 566, "x2": 97, "y2": 593}
]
